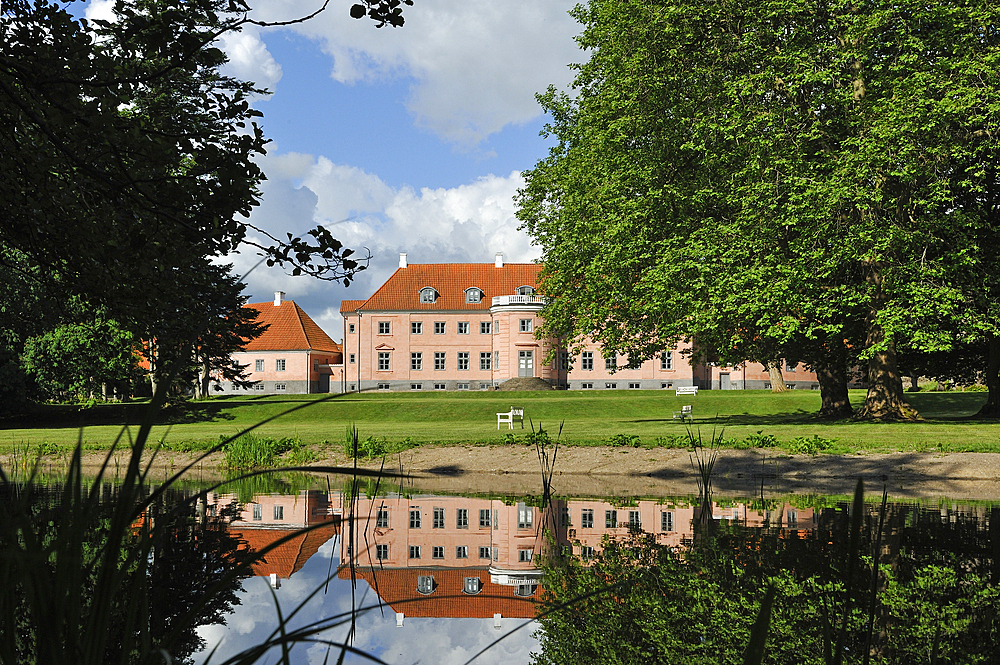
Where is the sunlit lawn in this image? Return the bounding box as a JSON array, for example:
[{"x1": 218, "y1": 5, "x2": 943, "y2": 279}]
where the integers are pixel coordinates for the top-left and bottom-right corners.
[{"x1": 1, "y1": 389, "x2": 996, "y2": 455}]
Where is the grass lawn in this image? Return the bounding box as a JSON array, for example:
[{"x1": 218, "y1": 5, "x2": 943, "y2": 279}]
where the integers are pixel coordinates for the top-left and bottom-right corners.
[{"x1": 0, "y1": 389, "x2": 997, "y2": 456}]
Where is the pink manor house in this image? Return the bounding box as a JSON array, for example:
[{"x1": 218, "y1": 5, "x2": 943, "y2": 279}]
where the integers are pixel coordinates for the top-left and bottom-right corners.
[{"x1": 337, "y1": 253, "x2": 819, "y2": 393}]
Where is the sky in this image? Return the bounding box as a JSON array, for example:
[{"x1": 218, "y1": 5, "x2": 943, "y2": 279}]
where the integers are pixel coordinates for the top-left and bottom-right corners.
[
  {"x1": 85, "y1": 0, "x2": 586, "y2": 341},
  {"x1": 194, "y1": 536, "x2": 541, "y2": 665}
]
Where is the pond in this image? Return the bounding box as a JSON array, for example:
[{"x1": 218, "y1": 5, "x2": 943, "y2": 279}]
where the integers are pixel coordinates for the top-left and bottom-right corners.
[{"x1": 4, "y1": 470, "x2": 1000, "y2": 664}]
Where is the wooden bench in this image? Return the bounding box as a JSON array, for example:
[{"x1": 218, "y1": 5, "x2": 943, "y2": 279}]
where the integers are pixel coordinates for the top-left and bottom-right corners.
[
  {"x1": 497, "y1": 406, "x2": 525, "y2": 430},
  {"x1": 675, "y1": 386, "x2": 698, "y2": 396},
  {"x1": 672, "y1": 405, "x2": 693, "y2": 422}
]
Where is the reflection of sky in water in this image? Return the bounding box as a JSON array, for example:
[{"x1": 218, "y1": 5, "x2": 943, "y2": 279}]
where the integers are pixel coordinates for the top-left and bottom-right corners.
[{"x1": 194, "y1": 536, "x2": 541, "y2": 665}]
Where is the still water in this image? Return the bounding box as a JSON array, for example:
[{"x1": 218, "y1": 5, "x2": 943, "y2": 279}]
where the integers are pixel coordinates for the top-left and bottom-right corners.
[{"x1": 7, "y1": 474, "x2": 1000, "y2": 664}]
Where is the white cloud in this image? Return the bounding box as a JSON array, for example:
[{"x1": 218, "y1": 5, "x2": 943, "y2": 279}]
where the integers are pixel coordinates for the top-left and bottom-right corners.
[
  {"x1": 249, "y1": 0, "x2": 581, "y2": 148},
  {"x1": 84, "y1": 0, "x2": 116, "y2": 23},
  {"x1": 218, "y1": 26, "x2": 283, "y2": 97},
  {"x1": 233, "y1": 152, "x2": 538, "y2": 339}
]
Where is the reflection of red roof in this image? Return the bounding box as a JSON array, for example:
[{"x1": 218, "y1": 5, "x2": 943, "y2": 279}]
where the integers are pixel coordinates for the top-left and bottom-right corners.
[
  {"x1": 243, "y1": 301, "x2": 340, "y2": 355},
  {"x1": 352, "y1": 264, "x2": 542, "y2": 312},
  {"x1": 232, "y1": 522, "x2": 340, "y2": 578},
  {"x1": 338, "y1": 566, "x2": 540, "y2": 619}
]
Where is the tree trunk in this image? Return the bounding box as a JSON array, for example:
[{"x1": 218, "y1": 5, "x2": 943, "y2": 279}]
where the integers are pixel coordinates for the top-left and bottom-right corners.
[
  {"x1": 199, "y1": 359, "x2": 211, "y2": 399},
  {"x1": 815, "y1": 346, "x2": 853, "y2": 418},
  {"x1": 855, "y1": 271, "x2": 919, "y2": 421},
  {"x1": 766, "y1": 360, "x2": 787, "y2": 393},
  {"x1": 977, "y1": 335, "x2": 1000, "y2": 417}
]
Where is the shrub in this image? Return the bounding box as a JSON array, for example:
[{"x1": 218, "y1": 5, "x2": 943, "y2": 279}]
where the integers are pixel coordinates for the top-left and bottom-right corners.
[
  {"x1": 787, "y1": 434, "x2": 835, "y2": 455},
  {"x1": 741, "y1": 431, "x2": 779, "y2": 449},
  {"x1": 652, "y1": 434, "x2": 691, "y2": 449},
  {"x1": 343, "y1": 427, "x2": 391, "y2": 459},
  {"x1": 223, "y1": 432, "x2": 278, "y2": 469},
  {"x1": 608, "y1": 433, "x2": 642, "y2": 447}
]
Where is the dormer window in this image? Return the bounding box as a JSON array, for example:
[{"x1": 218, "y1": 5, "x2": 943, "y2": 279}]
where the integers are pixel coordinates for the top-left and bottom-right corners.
[
  {"x1": 516, "y1": 286, "x2": 535, "y2": 296},
  {"x1": 465, "y1": 287, "x2": 483, "y2": 303},
  {"x1": 419, "y1": 287, "x2": 438, "y2": 304},
  {"x1": 417, "y1": 575, "x2": 436, "y2": 595},
  {"x1": 463, "y1": 577, "x2": 482, "y2": 595},
  {"x1": 514, "y1": 584, "x2": 538, "y2": 597}
]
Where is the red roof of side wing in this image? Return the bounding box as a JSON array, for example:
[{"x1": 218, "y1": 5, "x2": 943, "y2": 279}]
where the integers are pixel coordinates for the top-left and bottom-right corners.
[
  {"x1": 356, "y1": 263, "x2": 542, "y2": 312},
  {"x1": 243, "y1": 301, "x2": 341, "y2": 354}
]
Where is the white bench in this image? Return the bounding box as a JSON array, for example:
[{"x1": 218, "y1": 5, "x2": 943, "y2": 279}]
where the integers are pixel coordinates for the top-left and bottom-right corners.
[
  {"x1": 675, "y1": 386, "x2": 698, "y2": 396},
  {"x1": 497, "y1": 406, "x2": 525, "y2": 430},
  {"x1": 672, "y1": 405, "x2": 693, "y2": 422}
]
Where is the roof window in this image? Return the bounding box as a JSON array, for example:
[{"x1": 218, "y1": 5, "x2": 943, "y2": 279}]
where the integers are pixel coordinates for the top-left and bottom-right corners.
[
  {"x1": 465, "y1": 287, "x2": 483, "y2": 303},
  {"x1": 515, "y1": 286, "x2": 535, "y2": 296},
  {"x1": 419, "y1": 287, "x2": 438, "y2": 304}
]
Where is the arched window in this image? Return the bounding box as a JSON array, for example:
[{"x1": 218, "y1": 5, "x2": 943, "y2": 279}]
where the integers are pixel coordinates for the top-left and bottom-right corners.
[
  {"x1": 419, "y1": 287, "x2": 437, "y2": 303},
  {"x1": 465, "y1": 287, "x2": 483, "y2": 303},
  {"x1": 417, "y1": 575, "x2": 436, "y2": 595},
  {"x1": 463, "y1": 577, "x2": 482, "y2": 595},
  {"x1": 515, "y1": 285, "x2": 535, "y2": 296},
  {"x1": 514, "y1": 584, "x2": 537, "y2": 597}
]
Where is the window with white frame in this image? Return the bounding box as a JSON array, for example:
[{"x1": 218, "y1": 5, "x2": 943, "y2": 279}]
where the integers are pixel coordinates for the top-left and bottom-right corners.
[
  {"x1": 276, "y1": 359, "x2": 286, "y2": 371},
  {"x1": 457, "y1": 351, "x2": 469, "y2": 370},
  {"x1": 560, "y1": 352, "x2": 570, "y2": 370},
  {"x1": 581, "y1": 352, "x2": 593, "y2": 370},
  {"x1": 377, "y1": 352, "x2": 390, "y2": 371},
  {"x1": 464, "y1": 577, "x2": 481, "y2": 594},
  {"x1": 605, "y1": 382, "x2": 617, "y2": 389},
  {"x1": 518, "y1": 549, "x2": 533, "y2": 562},
  {"x1": 433, "y1": 382, "x2": 446, "y2": 390},
  {"x1": 605, "y1": 510, "x2": 617, "y2": 528},
  {"x1": 255, "y1": 359, "x2": 264, "y2": 372},
  {"x1": 254, "y1": 384, "x2": 265, "y2": 391},
  {"x1": 409, "y1": 508, "x2": 421, "y2": 528},
  {"x1": 410, "y1": 383, "x2": 422, "y2": 390},
  {"x1": 411, "y1": 321, "x2": 422, "y2": 334},
  {"x1": 458, "y1": 321, "x2": 470, "y2": 334},
  {"x1": 480, "y1": 321, "x2": 492, "y2": 334},
  {"x1": 432, "y1": 546, "x2": 444, "y2": 559},
  {"x1": 479, "y1": 546, "x2": 491, "y2": 559},
  {"x1": 377, "y1": 382, "x2": 390, "y2": 390},
  {"x1": 378, "y1": 321, "x2": 391, "y2": 335},
  {"x1": 662, "y1": 511, "x2": 674, "y2": 531},
  {"x1": 456, "y1": 508, "x2": 468, "y2": 529},
  {"x1": 348, "y1": 323, "x2": 355, "y2": 334},
  {"x1": 580, "y1": 382, "x2": 593, "y2": 389},
  {"x1": 274, "y1": 383, "x2": 286, "y2": 391},
  {"x1": 456, "y1": 382, "x2": 469, "y2": 389},
  {"x1": 629, "y1": 382, "x2": 640, "y2": 389},
  {"x1": 605, "y1": 356, "x2": 616, "y2": 371},
  {"x1": 581, "y1": 509, "x2": 594, "y2": 528},
  {"x1": 480, "y1": 352, "x2": 492, "y2": 370},
  {"x1": 628, "y1": 510, "x2": 640, "y2": 528},
  {"x1": 516, "y1": 286, "x2": 535, "y2": 296},
  {"x1": 409, "y1": 545, "x2": 421, "y2": 559},
  {"x1": 465, "y1": 288, "x2": 482, "y2": 303},
  {"x1": 517, "y1": 503, "x2": 533, "y2": 529},
  {"x1": 479, "y1": 509, "x2": 491, "y2": 528},
  {"x1": 417, "y1": 575, "x2": 434, "y2": 594},
  {"x1": 661, "y1": 351, "x2": 673, "y2": 370},
  {"x1": 411, "y1": 352, "x2": 422, "y2": 370},
  {"x1": 349, "y1": 353, "x2": 355, "y2": 364},
  {"x1": 456, "y1": 546, "x2": 468, "y2": 559},
  {"x1": 252, "y1": 504, "x2": 262, "y2": 520},
  {"x1": 433, "y1": 507, "x2": 445, "y2": 529},
  {"x1": 434, "y1": 352, "x2": 446, "y2": 370},
  {"x1": 434, "y1": 321, "x2": 446, "y2": 334},
  {"x1": 376, "y1": 544, "x2": 389, "y2": 560},
  {"x1": 420, "y1": 287, "x2": 437, "y2": 303},
  {"x1": 376, "y1": 508, "x2": 389, "y2": 528},
  {"x1": 519, "y1": 319, "x2": 533, "y2": 333},
  {"x1": 581, "y1": 546, "x2": 595, "y2": 559}
]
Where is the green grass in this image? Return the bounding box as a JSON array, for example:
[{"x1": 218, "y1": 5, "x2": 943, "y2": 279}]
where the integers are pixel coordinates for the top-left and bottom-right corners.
[{"x1": 0, "y1": 389, "x2": 996, "y2": 455}]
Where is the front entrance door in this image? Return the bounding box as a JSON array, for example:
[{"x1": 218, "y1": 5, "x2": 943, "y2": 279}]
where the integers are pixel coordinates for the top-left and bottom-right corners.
[
  {"x1": 720, "y1": 373, "x2": 731, "y2": 390},
  {"x1": 518, "y1": 350, "x2": 533, "y2": 377},
  {"x1": 319, "y1": 374, "x2": 330, "y2": 393}
]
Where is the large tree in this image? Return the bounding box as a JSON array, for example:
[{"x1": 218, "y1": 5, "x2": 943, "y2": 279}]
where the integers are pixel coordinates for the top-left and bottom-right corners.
[{"x1": 517, "y1": 0, "x2": 1000, "y2": 421}]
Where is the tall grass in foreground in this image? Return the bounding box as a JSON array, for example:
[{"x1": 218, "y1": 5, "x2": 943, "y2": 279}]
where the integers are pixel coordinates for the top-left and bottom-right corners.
[{"x1": 0, "y1": 382, "x2": 409, "y2": 665}]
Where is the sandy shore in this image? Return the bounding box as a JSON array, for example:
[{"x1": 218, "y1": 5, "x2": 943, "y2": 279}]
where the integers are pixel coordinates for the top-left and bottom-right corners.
[{"x1": 58, "y1": 445, "x2": 1000, "y2": 501}]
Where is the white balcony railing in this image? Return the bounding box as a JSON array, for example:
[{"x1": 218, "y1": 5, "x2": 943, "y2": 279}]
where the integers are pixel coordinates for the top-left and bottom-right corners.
[{"x1": 491, "y1": 294, "x2": 546, "y2": 307}]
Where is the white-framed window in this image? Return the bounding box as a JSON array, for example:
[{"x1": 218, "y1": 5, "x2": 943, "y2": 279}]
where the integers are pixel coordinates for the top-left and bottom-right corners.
[
  {"x1": 276, "y1": 359, "x2": 286, "y2": 371},
  {"x1": 786, "y1": 360, "x2": 797, "y2": 372},
  {"x1": 582, "y1": 546, "x2": 594, "y2": 559},
  {"x1": 605, "y1": 510, "x2": 617, "y2": 528},
  {"x1": 480, "y1": 321, "x2": 492, "y2": 334},
  {"x1": 456, "y1": 382, "x2": 469, "y2": 390},
  {"x1": 417, "y1": 575, "x2": 434, "y2": 594},
  {"x1": 518, "y1": 549, "x2": 533, "y2": 562},
  {"x1": 519, "y1": 319, "x2": 533, "y2": 333},
  {"x1": 456, "y1": 546, "x2": 469, "y2": 559},
  {"x1": 434, "y1": 321, "x2": 446, "y2": 334},
  {"x1": 661, "y1": 351, "x2": 673, "y2": 370},
  {"x1": 411, "y1": 321, "x2": 422, "y2": 334},
  {"x1": 433, "y1": 507, "x2": 445, "y2": 529},
  {"x1": 479, "y1": 546, "x2": 491, "y2": 559},
  {"x1": 255, "y1": 359, "x2": 264, "y2": 372},
  {"x1": 377, "y1": 352, "x2": 390, "y2": 371},
  {"x1": 376, "y1": 544, "x2": 389, "y2": 560},
  {"x1": 378, "y1": 321, "x2": 391, "y2": 335},
  {"x1": 629, "y1": 382, "x2": 641, "y2": 389},
  {"x1": 349, "y1": 353, "x2": 356, "y2": 364},
  {"x1": 432, "y1": 546, "x2": 444, "y2": 559},
  {"x1": 411, "y1": 352, "x2": 422, "y2": 370},
  {"x1": 409, "y1": 508, "x2": 421, "y2": 528},
  {"x1": 434, "y1": 352, "x2": 446, "y2": 370},
  {"x1": 274, "y1": 383, "x2": 286, "y2": 391},
  {"x1": 457, "y1": 352, "x2": 469, "y2": 370},
  {"x1": 376, "y1": 508, "x2": 389, "y2": 528},
  {"x1": 348, "y1": 323, "x2": 355, "y2": 334},
  {"x1": 605, "y1": 356, "x2": 616, "y2": 371},
  {"x1": 409, "y1": 545, "x2": 421, "y2": 559},
  {"x1": 252, "y1": 504, "x2": 262, "y2": 520},
  {"x1": 480, "y1": 352, "x2": 492, "y2": 371},
  {"x1": 410, "y1": 383, "x2": 422, "y2": 390},
  {"x1": 420, "y1": 287, "x2": 437, "y2": 303},
  {"x1": 516, "y1": 285, "x2": 535, "y2": 296},
  {"x1": 479, "y1": 509, "x2": 491, "y2": 528},
  {"x1": 581, "y1": 352, "x2": 593, "y2": 370},
  {"x1": 662, "y1": 511, "x2": 674, "y2": 532},
  {"x1": 517, "y1": 503, "x2": 533, "y2": 529},
  {"x1": 662, "y1": 382, "x2": 673, "y2": 389},
  {"x1": 433, "y1": 382, "x2": 446, "y2": 390},
  {"x1": 377, "y1": 382, "x2": 390, "y2": 390},
  {"x1": 580, "y1": 382, "x2": 593, "y2": 389},
  {"x1": 560, "y1": 352, "x2": 570, "y2": 370},
  {"x1": 456, "y1": 508, "x2": 468, "y2": 529},
  {"x1": 629, "y1": 510, "x2": 640, "y2": 528},
  {"x1": 458, "y1": 321, "x2": 470, "y2": 334},
  {"x1": 464, "y1": 577, "x2": 481, "y2": 594},
  {"x1": 605, "y1": 382, "x2": 617, "y2": 389},
  {"x1": 581, "y1": 509, "x2": 594, "y2": 528},
  {"x1": 465, "y1": 288, "x2": 482, "y2": 303},
  {"x1": 254, "y1": 384, "x2": 265, "y2": 391}
]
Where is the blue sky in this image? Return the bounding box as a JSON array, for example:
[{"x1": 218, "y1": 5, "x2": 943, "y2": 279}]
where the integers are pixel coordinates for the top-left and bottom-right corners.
[{"x1": 86, "y1": 0, "x2": 585, "y2": 340}]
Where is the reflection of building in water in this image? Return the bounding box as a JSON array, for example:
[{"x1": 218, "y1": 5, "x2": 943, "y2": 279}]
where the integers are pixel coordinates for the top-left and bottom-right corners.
[
  {"x1": 204, "y1": 489, "x2": 340, "y2": 587},
  {"x1": 338, "y1": 494, "x2": 544, "y2": 620}
]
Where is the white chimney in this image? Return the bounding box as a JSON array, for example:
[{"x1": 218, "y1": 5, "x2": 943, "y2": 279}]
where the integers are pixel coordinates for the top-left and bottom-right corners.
[
  {"x1": 493, "y1": 613, "x2": 502, "y2": 630},
  {"x1": 273, "y1": 291, "x2": 285, "y2": 306},
  {"x1": 495, "y1": 252, "x2": 504, "y2": 268},
  {"x1": 396, "y1": 612, "x2": 405, "y2": 627},
  {"x1": 399, "y1": 252, "x2": 407, "y2": 269},
  {"x1": 269, "y1": 573, "x2": 280, "y2": 589}
]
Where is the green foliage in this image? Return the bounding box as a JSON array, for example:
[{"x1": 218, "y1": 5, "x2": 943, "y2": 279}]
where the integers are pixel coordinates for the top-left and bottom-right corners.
[
  {"x1": 608, "y1": 433, "x2": 642, "y2": 447},
  {"x1": 342, "y1": 427, "x2": 393, "y2": 460},
  {"x1": 734, "y1": 431, "x2": 780, "y2": 450},
  {"x1": 651, "y1": 434, "x2": 691, "y2": 448},
  {"x1": 222, "y1": 433, "x2": 302, "y2": 470},
  {"x1": 787, "y1": 435, "x2": 836, "y2": 456}
]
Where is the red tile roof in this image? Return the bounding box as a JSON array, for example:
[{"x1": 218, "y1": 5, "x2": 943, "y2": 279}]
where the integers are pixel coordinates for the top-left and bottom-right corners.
[
  {"x1": 340, "y1": 299, "x2": 366, "y2": 314},
  {"x1": 243, "y1": 300, "x2": 341, "y2": 354},
  {"x1": 232, "y1": 522, "x2": 341, "y2": 579},
  {"x1": 346, "y1": 263, "x2": 542, "y2": 312},
  {"x1": 338, "y1": 566, "x2": 540, "y2": 619}
]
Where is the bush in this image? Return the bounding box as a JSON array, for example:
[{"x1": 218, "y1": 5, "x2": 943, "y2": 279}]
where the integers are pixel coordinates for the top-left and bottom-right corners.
[
  {"x1": 222, "y1": 433, "x2": 303, "y2": 470},
  {"x1": 787, "y1": 434, "x2": 835, "y2": 455},
  {"x1": 652, "y1": 434, "x2": 691, "y2": 449},
  {"x1": 739, "y1": 431, "x2": 779, "y2": 449},
  {"x1": 343, "y1": 427, "x2": 391, "y2": 460},
  {"x1": 608, "y1": 433, "x2": 641, "y2": 447}
]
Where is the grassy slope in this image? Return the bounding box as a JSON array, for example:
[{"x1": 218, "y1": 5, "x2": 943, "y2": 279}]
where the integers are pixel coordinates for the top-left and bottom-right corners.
[{"x1": 1, "y1": 389, "x2": 996, "y2": 454}]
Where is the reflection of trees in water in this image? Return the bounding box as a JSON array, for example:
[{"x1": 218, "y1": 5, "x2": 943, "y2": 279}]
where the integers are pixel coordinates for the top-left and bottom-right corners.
[
  {"x1": 1, "y1": 481, "x2": 253, "y2": 665},
  {"x1": 534, "y1": 501, "x2": 1000, "y2": 664}
]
